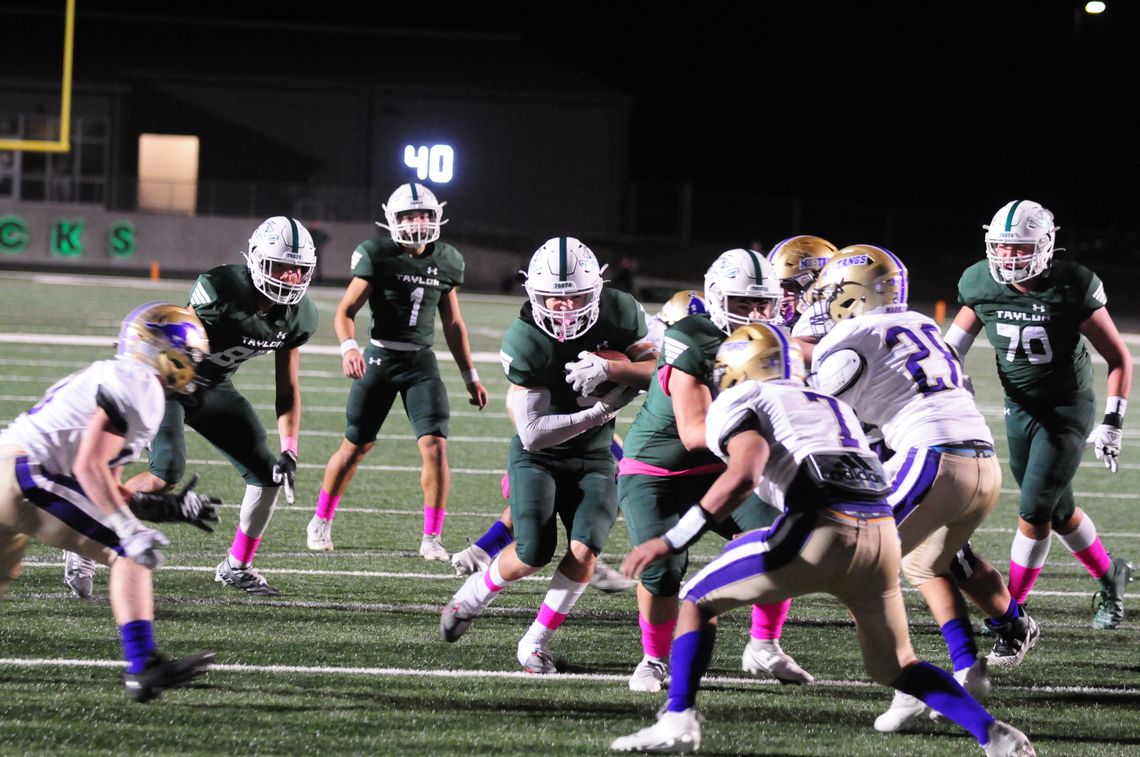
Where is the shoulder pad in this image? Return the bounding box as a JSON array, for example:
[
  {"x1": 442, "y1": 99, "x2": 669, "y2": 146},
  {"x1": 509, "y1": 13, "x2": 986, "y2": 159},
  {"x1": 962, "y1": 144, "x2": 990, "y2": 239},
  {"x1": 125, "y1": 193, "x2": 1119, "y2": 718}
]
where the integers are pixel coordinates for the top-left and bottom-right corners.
[{"x1": 811, "y1": 348, "x2": 864, "y2": 396}]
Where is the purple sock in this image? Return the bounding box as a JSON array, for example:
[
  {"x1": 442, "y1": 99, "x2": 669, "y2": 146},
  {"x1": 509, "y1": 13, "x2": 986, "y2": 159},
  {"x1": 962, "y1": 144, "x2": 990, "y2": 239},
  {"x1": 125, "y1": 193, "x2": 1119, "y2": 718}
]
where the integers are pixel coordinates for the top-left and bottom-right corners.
[
  {"x1": 985, "y1": 597, "x2": 1021, "y2": 628},
  {"x1": 894, "y1": 661, "x2": 994, "y2": 744},
  {"x1": 666, "y1": 626, "x2": 717, "y2": 713},
  {"x1": 474, "y1": 520, "x2": 514, "y2": 557},
  {"x1": 610, "y1": 439, "x2": 624, "y2": 462},
  {"x1": 940, "y1": 617, "x2": 978, "y2": 671},
  {"x1": 119, "y1": 620, "x2": 156, "y2": 674}
]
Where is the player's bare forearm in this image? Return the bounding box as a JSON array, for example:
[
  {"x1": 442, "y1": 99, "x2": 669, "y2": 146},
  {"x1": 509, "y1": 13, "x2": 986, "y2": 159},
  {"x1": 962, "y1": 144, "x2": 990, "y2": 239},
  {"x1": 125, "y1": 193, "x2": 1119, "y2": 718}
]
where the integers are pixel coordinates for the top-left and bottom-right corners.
[
  {"x1": 275, "y1": 348, "x2": 303, "y2": 441},
  {"x1": 73, "y1": 411, "x2": 131, "y2": 516},
  {"x1": 605, "y1": 351, "x2": 658, "y2": 390}
]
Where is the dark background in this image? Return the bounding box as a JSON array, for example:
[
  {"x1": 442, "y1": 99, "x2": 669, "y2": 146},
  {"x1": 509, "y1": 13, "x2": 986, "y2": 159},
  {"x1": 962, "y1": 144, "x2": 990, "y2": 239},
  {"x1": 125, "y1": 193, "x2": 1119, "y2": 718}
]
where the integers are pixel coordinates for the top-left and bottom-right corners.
[{"x1": 5, "y1": 1, "x2": 1139, "y2": 296}]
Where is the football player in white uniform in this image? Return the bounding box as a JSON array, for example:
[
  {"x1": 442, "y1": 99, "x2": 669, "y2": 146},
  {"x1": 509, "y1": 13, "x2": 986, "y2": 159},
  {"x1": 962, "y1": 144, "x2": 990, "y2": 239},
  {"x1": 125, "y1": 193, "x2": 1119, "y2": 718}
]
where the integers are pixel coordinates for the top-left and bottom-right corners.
[
  {"x1": 0, "y1": 303, "x2": 217, "y2": 701},
  {"x1": 807, "y1": 245, "x2": 1039, "y2": 732},
  {"x1": 610, "y1": 325, "x2": 1035, "y2": 757},
  {"x1": 766, "y1": 235, "x2": 838, "y2": 328}
]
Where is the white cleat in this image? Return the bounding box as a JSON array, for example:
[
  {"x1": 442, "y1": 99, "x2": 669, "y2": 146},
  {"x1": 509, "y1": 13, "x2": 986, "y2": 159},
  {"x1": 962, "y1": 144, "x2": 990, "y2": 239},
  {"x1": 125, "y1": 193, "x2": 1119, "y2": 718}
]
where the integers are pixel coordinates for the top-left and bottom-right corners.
[
  {"x1": 517, "y1": 638, "x2": 557, "y2": 674},
  {"x1": 63, "y1": 550, "x2": 96, "y2": 599},
  {"x1": 874, "y1": 690, "x2": 929, "y2": 733},
  {"x1": 741, "y1": 638, "x2": 814, "y2": 684},
  {"x1": 590, "y1": 560, "x2": 637, "y2": 593},
  {"x1": 932, "y1": 657, "x2": 991, "y2": 722},
  {"x1": 306, "y1": 515, "x2": 334, "y2": 551},
  {"x1": 983, "y1": 720, "x2": 1036, "y2": 757},
  {"x1": 451, "y1": 543, "x2": 492, "y2": 576},
  {"x1": 611, "y1": 708, "x2": 702, "y2": 753},
  {"x1": 628, "y1": 656, "x2": 669, "y2": 693},
  {"x1": 419, "y1": 534, "x2": 450, "y2": 562}
]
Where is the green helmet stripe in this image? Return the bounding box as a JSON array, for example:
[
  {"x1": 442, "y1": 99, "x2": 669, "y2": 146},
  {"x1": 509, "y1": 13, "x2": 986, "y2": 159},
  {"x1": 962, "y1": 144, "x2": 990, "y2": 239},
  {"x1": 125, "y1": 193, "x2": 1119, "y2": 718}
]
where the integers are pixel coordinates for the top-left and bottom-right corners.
[
  {"x1": 287, "y1": 217, "x2": 300, "y2": 254},
  {"x1": 409, "y1": 183, "x2": 420, "y2": 201},
  {"x1": 746, "y1": 249, "x2": 764, "y2": 281},
  {"x1": 559, "y1": 237, "x2": 568, "y2": 281},
  {"x1": 1004, "y1": 200, "x2": 1023, "y2": 232}
]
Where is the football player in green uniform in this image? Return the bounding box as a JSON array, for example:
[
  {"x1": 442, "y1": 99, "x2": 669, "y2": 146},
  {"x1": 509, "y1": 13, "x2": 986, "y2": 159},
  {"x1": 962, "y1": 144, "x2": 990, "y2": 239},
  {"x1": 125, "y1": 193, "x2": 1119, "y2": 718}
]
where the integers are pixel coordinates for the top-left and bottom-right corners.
[
  {"x1": 107, "y1": 217, "x2": 318, "y2": 598},
  {"x1": 947, "y1": 200, "x2": 1133, "y2": 630},
  {"x1": 304, "y1": 183, "x2": 487, "y2": 561},
  {"x1": 620, "y1": 248, "x2": 814, "y2": 693},
  {"x1": 441, "y1": 236, "x2": 656, "y2": 672}
]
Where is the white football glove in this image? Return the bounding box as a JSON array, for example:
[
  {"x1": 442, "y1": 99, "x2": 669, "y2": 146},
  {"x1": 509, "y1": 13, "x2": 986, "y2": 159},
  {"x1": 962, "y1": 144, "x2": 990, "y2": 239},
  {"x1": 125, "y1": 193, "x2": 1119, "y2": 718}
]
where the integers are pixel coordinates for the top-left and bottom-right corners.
[
  {"x1": 1086, "y1": 423, "x2": 1123, "y2": 473},
  {"x1": 565, "y1": 351, "x2": 610, "y2": 396},
  {"x1": 116, "y1": 518, "x2": 170, "y2": 570}
]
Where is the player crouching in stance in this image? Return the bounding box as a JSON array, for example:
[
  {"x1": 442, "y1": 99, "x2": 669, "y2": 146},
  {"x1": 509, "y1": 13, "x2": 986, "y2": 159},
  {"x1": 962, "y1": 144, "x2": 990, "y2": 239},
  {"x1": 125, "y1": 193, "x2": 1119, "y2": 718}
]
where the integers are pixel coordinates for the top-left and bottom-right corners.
[
  {"x1": 440, "y1": 236, "x2": 657, "y2": 672},
  {"x1": 1, "y1": 304, "x2": 218, "y2": 701},
  {"x1": 610, "y1": 324, "x2": 1035, "y2": 756}
]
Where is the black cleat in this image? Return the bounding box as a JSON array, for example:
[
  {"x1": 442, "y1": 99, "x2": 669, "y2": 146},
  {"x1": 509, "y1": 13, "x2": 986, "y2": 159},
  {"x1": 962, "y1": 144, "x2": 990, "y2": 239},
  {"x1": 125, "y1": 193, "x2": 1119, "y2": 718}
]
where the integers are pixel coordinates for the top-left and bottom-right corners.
[{"x1": 122, "y1": 650, "x2": 216, "y2": 703}]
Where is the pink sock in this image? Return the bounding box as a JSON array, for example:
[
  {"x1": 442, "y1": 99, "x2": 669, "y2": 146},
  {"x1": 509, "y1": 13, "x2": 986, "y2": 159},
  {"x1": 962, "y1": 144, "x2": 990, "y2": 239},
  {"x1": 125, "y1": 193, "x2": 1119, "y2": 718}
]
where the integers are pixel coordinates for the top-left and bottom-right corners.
[
  {"x1": 315, "y1": 490, "x2": 341, "y2": 520},
  {"x1": 1072, "y1": 541, "x2": 1112, "y2": 579},
  {"x1": 423, "y1": 504, "x2": 445, "y2": 535},
  {"x1": 1008, "y1": 563, "x2": 1043, "y2": 605},
  {"x1": 639, "y1": 615, "x2": 677, "y2": 659},
  {"x1": 501, "y1": 472, "x2": 511, "y2": 500},
  {"x1": 750, "y1": 599, "x2": 792, "y2": 640},
  {"x1": 537, "y1": 603, "x2": 569, "y2": 631},
  {"x1": 229, "y1": 529, "x2": 262, "y2": 566}
]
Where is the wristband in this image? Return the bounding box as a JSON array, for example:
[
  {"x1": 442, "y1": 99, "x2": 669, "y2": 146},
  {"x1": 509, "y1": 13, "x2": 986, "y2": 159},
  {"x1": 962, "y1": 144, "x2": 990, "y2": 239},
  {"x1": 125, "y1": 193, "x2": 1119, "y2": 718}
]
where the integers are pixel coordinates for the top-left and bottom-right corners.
[
  {"x1": 462, "y1": 368, "x2": 480, "y2": 384},
  {"x1": 661, "y1": 505, "x2": 711, "y2": 553},
  {"x1": 282, "y1": 436, "x2": 298, "y2": 455},
  {"x1": 339, "y1": 339, "x2": 360, "y2": 356},
  {"x1": 107, "y1": 508, "x2": 140, "y2": 536},
  {"x1": 1106, "y1": 396, "x2": 1127, "y2": 417}
]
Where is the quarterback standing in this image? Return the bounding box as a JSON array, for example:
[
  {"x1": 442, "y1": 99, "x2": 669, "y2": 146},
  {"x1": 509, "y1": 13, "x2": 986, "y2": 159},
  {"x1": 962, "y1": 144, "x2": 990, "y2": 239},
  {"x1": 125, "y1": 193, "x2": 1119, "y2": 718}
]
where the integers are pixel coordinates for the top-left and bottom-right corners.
[
  {"x1": 305, "y1": 183, "x2": 487, "y2": 560},
  {"x1": 3, "y1": 304, "x2": 216, "y2": 700},
  {"x1": 441, "y1": 237, "x2": 655, "y2": 672},
  {"x1": 948, "y1": 200, "x2": 1133, "y2": 629}
]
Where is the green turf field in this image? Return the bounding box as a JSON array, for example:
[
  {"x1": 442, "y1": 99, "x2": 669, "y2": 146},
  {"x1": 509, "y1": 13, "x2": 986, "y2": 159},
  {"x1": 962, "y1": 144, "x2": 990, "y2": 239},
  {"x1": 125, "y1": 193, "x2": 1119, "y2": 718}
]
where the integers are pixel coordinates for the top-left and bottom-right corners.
[{"x1": 0, "y1": 272, "x2": 1137, "y2": 756}]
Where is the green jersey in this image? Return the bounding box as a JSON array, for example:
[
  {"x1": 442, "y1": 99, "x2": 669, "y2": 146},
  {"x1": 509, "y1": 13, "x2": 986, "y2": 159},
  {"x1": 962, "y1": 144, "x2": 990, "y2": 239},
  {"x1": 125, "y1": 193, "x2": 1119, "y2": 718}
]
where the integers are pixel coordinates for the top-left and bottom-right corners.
[
  {"x1": 957, "y1": 259, "x2": 1105, "y2": 405},
  {"x1": 189, "y1": 264, "x2": 319, "y2": 385},
  {"x1": 622, "y1": 314, "x2": 725, "y2": 471},
  {"x1": 350, "y1": 237, "x2": 465, "y2": 346},
  {"x1": 499, "y1": 287, "x2": 648, "y2": 454}
]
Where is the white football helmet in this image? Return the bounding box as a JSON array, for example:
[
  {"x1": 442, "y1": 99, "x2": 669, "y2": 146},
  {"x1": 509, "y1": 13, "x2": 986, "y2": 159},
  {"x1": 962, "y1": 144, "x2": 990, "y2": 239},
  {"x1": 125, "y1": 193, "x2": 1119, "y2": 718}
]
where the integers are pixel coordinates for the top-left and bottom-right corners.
[
  {"x1": 713, "y1": 323, "x2": 805, "y2": 392},
  {"x1": 117, "y1": 302, "x2": 210, "y2": 394},
  {"x1": 984, "y1": 200, "x2": 1057, "y2": 284},
  {"x1": 523, "y1": 236, "x2": 606, "y2": 342},
  {"x1": 813, "y1": 244, "x2": 908, "y2": 324},
  {"x1": 245, "y1": 216, "x2": 316, "y2": 305},
  {"x1": 378, "y1": 183, "x2": 447, "y2": 246},
  {"x1": 703, "y1": 249, "x2": 783, "y2": 333}
]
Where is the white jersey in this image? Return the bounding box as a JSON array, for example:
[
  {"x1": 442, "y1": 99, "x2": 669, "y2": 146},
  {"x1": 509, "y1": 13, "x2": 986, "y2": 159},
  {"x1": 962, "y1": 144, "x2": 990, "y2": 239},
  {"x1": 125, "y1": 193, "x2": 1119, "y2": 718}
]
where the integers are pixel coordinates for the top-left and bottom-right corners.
[
  {"x1": 645, "y1": 314, "x2": 668, "y2": 352},
  {"x1": 705, "y1": 380, "x2": 876, "y2": 510},
  {"x1": 0, "y1": 358, "x2": 165, "y2": 475},
  {"x1": 811, "y1": 310, "x2": 992, "y2": 452}
]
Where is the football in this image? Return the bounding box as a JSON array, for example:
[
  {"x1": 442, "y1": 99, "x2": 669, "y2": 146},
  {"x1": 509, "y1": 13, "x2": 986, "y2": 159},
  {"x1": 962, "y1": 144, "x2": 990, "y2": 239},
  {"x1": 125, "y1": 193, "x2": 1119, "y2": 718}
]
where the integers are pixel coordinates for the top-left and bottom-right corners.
[{"x1": 588, "y1": 349, "x2": 630, "y2": 397}]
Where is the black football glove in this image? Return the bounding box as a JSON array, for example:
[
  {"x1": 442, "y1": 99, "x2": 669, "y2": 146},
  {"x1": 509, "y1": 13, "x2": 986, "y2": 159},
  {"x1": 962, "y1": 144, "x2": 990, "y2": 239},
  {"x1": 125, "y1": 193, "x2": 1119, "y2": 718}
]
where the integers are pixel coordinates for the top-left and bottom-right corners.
[
  {"x1": 129, "y1": 473, "x2": 222, "y2": 533},
  {"x1": 272, "y1": 450, "x2": 297, "y2": 504}
]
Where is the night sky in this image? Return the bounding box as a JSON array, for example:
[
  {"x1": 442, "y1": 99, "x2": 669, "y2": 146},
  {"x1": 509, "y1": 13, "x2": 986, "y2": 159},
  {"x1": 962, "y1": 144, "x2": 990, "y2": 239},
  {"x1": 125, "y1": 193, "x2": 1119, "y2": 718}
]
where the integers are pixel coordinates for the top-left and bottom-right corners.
[{"x1": 10, "y1": 1, "x2": 1140, "y2": 243}]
